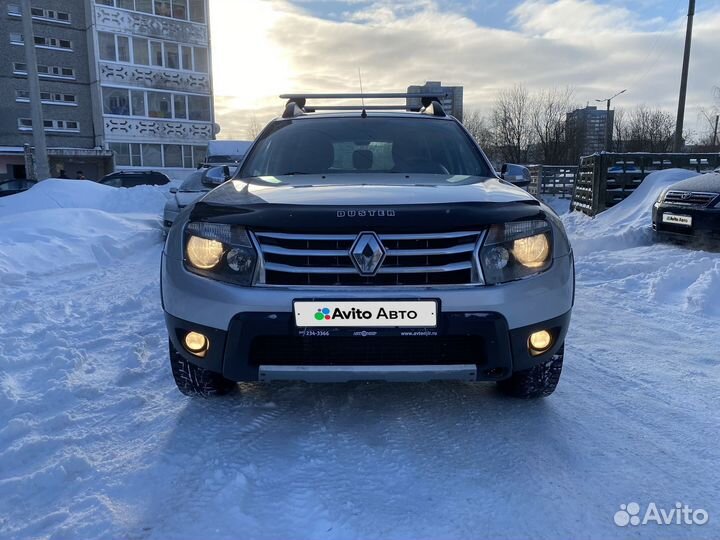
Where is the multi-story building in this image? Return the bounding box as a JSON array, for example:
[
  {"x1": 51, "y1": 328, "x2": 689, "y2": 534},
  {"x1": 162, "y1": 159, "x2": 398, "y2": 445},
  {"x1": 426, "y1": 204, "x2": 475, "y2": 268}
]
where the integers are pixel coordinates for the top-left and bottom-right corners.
[
  {"x1": 406, "y1": 81, "x2": 463, "y2": 122},
  {"x1": 566, "y1": 105, "x2": 613, "y2": 158},
  {"x1": 0, "y1": 0, "x2": 214, "y2": 180}
]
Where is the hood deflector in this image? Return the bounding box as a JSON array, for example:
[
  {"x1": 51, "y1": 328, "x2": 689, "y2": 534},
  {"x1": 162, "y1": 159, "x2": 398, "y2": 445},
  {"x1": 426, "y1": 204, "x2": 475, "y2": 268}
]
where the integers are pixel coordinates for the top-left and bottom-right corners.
[{"x1": 190, "y1": 200, "x2": 545, "y2": 234}]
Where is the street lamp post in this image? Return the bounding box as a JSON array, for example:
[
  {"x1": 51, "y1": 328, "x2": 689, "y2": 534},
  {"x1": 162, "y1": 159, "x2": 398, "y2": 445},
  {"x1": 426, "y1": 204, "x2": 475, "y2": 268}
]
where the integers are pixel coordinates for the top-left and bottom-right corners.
[{"x1": 595, "y1": 89, "x2": 626, "y2": 153}]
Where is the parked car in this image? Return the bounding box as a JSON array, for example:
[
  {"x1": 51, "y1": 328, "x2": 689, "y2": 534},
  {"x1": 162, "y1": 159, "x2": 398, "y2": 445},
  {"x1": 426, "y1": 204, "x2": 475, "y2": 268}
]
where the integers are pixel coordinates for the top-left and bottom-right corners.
[
  {"x1": 161, "y1": 94, "x2": 574, "y2": 399},
  {"x1": 0, "y1": 179, "x2": 36, "y2": 197},
  {"x1": 99, "y1": 170, "x2": 171, "y2": 188},
  {"x1": 203, "y1": 140, "x2": 252, "y2": 167},
  {"x1": 163, "y1": 167, "x2": 234, "y2": 230},
  {"x1": 653, "y1": 171, "x2": 720, "y2": 242}
]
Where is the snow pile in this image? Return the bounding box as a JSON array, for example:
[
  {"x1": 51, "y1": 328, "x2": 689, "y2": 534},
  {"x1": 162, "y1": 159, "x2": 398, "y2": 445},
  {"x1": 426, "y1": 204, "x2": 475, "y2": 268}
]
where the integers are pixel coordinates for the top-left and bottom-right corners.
[
  {"x1": 562, "y1": 168, "x2": 720, "y2": 319},
  {"x1": 0, "y1": 180, "x2": 166, "y2": 281},
  {"x1": 564, "y1": 168, "x2": 697, "y2": 256}
]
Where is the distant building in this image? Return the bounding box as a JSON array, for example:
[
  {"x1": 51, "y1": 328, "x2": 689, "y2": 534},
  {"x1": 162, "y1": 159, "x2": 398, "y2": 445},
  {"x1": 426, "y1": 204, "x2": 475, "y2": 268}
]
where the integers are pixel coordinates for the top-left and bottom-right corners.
[
  {"x1": 566, "y1": 105, "x2": 614, "y2": 158},
  {"x1": 0, "y1": 0, "x2": 214, "y2": 180},
  {"x1": 406, "y1": 81, "x2": 463, "y2": 122}
]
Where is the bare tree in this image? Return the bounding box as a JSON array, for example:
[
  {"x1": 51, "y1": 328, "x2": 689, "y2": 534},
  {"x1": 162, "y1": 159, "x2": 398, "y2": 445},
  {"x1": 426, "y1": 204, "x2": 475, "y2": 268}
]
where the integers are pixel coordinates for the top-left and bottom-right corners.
[
  {"x1": 613, "y1": 108, "x2": 628, "y2": 153},
  {"x1": 490, "y1": 85, "x2": 534, "y2": 164},
  {"x1": 245, "y1": 114, "x2": 263, "y2": 140},
  {"x1": 462, "y1": 110, "x2": 494, "y2": 152},
  {"x1": 623, "y1": 105, "x2": 674, "y2": 153},
  {"x1": 530, "y1": 87, "x2": 575, "y2": 164}
]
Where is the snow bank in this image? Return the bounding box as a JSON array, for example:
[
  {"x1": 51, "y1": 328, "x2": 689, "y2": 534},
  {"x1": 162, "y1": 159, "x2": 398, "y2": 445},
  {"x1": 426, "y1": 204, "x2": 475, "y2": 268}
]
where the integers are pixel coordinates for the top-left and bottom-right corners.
[
  {"x1": 562, "y1": 168, "x2": 720, "y2": 319},
  {"x1": 0, "y1": 180, "x2": 165, "y2": 280},
  {"x1": 564, "y1": 168, "x2": 698, "y2": 255},
  {"x1": 0, "y1": 178, "x2": 168, "y2": 216}
]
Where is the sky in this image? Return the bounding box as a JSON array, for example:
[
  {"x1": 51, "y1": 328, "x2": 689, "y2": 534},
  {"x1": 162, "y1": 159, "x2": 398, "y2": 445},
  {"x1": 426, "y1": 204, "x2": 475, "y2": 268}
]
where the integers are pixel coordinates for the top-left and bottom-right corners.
[{"x1": 209, "y1": 0, "x2": 720, "y2": 140}]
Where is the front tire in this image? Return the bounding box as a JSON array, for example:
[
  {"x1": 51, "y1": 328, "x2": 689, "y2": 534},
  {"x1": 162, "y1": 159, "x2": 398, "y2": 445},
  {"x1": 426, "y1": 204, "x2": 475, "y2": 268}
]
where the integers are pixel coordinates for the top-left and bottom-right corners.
[
  {"x1": 497, "y1": 344, "x2": 564, "y2": 398},
  {"x1": 169, "y1": 340, "x2": 236, "y2": 397}
]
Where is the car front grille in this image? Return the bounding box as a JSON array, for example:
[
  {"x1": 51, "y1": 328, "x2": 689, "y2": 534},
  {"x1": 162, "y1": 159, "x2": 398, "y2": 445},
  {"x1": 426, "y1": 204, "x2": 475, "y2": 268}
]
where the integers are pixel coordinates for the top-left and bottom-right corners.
[
  {"x1": 249, "y1": 335, "x2": 485, "y2": 365},
  {"x1": 252, "y1": 230, "x2": 484, "y2": 286},
  {"x1": 664, "y1": 190, "x2": 718, "y2": 207}
]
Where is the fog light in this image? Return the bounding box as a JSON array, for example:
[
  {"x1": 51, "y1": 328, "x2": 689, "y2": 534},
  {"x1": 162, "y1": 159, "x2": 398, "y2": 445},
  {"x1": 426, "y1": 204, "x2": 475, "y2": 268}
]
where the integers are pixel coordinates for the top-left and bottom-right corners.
[
  {"x1": 184, "y1": 331, "x2": 209, "y2": 357},
  {"x1": 528, "y1": 329, "x2": 553, "y2": 355}
]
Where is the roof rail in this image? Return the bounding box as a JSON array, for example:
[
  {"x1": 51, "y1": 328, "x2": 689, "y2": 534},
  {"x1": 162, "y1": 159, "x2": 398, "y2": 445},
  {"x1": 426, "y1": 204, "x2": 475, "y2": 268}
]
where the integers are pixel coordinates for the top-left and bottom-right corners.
[{"x1": 279, "y1": 92, "x2": 448, "y2": 118}]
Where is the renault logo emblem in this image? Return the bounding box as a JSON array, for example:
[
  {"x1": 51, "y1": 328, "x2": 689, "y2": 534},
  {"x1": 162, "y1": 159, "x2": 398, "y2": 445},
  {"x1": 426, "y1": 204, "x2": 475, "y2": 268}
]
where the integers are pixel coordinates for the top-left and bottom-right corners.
[{"x1": 350, "y1": 232, "x2": 386, "y2": 276}]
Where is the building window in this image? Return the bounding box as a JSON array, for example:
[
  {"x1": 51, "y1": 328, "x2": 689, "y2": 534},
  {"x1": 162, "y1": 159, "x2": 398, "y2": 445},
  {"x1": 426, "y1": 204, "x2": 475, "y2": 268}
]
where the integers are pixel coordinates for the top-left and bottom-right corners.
[
  {"x1": 16, "y1": 90, "x2": 77, "y2": 105},
  {"x1": 150, "y1": 41, "x2": 163, "y2": 66},
  {"x1": 142, "y1": 144, "x2": 162, "y2": 167},
  {"x1": 11, "y1": 34, "x2": 72, "y2": 50},
  {"x1": 180, "y1": 45, "x2": 192, "y2": 71},
  {"x1": 164, "y1": 144, "x2": 183, "y2": 167},
  {"x1": 99, "y1": 32, "x2": 116, "y2": 61},
  {"x1": 19, "y1": 118, "x2": 80, "y2": 132},
  {"x1": 165, "y1": 43, "x2": 179, "y2": 69},
  {"x1": 34, "y1": 36, "x2": 73, "y2": 51},
  {"x1": 107, "y1": 143, "x2": 207, "y2": 167},
  {"x1": 13, "y1": 62, "x2": 74, "y2": 79},
  {"x1": 133, "y1": 37, "x2": 149, "y2": 65},
  {"x1": 193, "y1": 47, "x2": 208, "y2": 72},
  {"x1": 109, "y1": 143, "x2": 130, "y2": 166},
  {"x1": 95, "y1": 0, "x2": 204, "y2": 23},
  {"x1": 188, "y1": 95, "x2": 210, "y2": 121},
  {"x1": 189, "y1": 0, "x2": 205, "y2": 23},
  {"x1": 117, "y1": 35, "x2": 130, "y2": 62},
  {"x1": 131, "y1": 90, "x2": 146, "y2": 116},
  {"x1": 172, "y1": 0, "x2": 187, "y2": 19},
  {"x1": 147, "y1": 92, "x2": 172, "y2": 118},
  {"x1": 7, "y1": 4, "x2": 71, "y2": 22},
  {"x1": 135, "y1": 0, "x2": 153, "y2": 13},
  {"x1": 153, "y1": 0, "x2": 171, "y2": 17},
  {"x1": 103, "y1": 88, "x2": 131, "y2": 115},
  {"x1": 173, "y1": 94, "x2": 187, "y2": 119}
]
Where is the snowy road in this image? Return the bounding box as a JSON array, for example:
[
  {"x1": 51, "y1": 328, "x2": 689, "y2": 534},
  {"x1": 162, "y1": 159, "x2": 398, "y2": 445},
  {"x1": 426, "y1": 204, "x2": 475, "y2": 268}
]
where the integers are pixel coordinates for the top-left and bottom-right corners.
[{"x1": 1, "y1": 178, "x2": 719, "y2": 539}]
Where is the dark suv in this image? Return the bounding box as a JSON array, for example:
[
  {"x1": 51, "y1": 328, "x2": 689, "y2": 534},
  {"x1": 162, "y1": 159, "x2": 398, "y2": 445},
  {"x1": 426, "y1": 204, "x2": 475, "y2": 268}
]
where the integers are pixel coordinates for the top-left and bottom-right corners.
[{"x1": 99, "y1": 170, "x2": 171, "y2": 188}]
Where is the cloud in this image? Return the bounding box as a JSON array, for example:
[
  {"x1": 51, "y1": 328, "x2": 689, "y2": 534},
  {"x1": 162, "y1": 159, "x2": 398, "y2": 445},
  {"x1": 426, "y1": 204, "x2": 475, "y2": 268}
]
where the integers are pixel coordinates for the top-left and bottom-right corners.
[{"x1": 212, "y1": 0, "x2": 720, "y2": 141}]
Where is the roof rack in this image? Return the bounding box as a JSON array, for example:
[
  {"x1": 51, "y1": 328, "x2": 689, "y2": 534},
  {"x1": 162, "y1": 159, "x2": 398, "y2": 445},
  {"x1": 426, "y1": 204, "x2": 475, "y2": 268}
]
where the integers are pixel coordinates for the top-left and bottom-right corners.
[{"x1": 279, "y1": 92, "x2": 448, "y2": 119}]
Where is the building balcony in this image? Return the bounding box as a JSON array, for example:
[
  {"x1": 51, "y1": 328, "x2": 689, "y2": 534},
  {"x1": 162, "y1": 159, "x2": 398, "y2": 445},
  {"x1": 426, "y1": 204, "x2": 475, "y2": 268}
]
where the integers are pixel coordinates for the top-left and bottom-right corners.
[
  {"x1": 99, "y1": 62, "x2": 210, "y2": 93},
  {"x1": 94, "y1": 5, "x2": 208, "y2": 46},
  {"x1": 104, "y1": 117, "x2": 213, "y2": 142}
]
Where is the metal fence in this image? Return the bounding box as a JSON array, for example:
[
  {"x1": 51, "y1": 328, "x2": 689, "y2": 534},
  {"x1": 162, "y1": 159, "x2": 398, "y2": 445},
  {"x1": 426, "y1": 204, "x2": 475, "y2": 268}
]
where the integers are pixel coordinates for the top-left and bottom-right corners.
[
  {"x1": 528, "y1": 165, "x2": 578, "y2": 199},
  {"x1": 570, "y1": 152, "x2": 720, "y2": 216}
]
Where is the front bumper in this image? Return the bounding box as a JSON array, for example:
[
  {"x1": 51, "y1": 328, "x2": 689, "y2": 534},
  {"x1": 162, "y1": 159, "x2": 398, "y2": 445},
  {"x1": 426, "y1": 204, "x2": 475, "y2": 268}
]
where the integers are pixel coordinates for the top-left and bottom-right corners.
[
  {"x1": 165, "y1": 308, "x2": 571, "y2": 383},
  {"x1": 652, "y1": 203, "x2": 720, "y2": 242}
]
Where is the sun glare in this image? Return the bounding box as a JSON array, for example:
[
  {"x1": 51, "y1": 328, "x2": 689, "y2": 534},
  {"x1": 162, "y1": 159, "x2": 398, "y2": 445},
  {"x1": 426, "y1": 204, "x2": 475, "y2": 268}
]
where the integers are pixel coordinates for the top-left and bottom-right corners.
[{"x1": 210, "y1": 0, "x2": 293, "y2": 108}]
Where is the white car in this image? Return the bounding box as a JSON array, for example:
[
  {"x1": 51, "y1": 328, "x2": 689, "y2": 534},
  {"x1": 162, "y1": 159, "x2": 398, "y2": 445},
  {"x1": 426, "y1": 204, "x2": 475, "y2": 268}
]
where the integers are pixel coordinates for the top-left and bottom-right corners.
[{"x1": 163, "y1": 167, "x2": 234, "y2": 230}]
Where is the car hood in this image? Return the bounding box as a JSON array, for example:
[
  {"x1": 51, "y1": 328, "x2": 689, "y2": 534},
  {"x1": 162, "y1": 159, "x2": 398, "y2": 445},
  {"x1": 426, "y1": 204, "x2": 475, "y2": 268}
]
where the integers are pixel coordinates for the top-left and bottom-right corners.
[
  {"x1": 666, "y1": 172, "x2": 720, "y2": 193},
  {"x1": 190, "y1": 174, "x2": 545, "y2": 233},
  {"x1": 200, "y1": 174, "x2": 535, "y2": 207}
]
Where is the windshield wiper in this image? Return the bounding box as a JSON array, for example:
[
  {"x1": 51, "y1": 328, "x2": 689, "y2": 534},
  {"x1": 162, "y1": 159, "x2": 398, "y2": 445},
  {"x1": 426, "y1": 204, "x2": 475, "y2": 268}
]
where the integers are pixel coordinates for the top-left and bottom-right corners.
[{"x1": 276, "y1": 171, "x2": 311, "y2": 176}]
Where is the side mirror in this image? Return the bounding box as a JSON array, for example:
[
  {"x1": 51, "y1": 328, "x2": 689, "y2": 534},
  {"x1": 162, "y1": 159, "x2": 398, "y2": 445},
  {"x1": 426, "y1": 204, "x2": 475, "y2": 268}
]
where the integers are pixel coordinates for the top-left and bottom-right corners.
[
  {"x1": 500, "y1": 163, "x2": 508, "y2": 174},
  {"x1": 202, "y1": 166, "x2": 232, "y2": 186},
  {"x1": 169, "y1": 187, "x2": 178, "y2": 194}
]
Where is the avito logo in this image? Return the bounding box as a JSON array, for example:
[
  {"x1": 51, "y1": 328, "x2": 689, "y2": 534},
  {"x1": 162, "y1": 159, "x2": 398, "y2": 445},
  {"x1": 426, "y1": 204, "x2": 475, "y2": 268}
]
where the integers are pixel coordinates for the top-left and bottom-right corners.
[{"x1": 314, "y1": 306, "x2": 418, "y2": 321}]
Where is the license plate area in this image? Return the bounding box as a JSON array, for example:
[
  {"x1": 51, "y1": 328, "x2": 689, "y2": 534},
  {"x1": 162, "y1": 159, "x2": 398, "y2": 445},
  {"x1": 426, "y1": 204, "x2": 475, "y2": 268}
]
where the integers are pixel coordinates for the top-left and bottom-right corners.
[
  {"x1": 294, "y1": 300, "x2": 438, "y2": 328},
  {"x1": 662, "y1": 213, "x2": 692, "y2": 227}
]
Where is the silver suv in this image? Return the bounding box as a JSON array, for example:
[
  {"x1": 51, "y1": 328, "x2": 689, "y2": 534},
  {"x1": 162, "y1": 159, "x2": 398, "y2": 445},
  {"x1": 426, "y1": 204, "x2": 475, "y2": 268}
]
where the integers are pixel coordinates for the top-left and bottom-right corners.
[{"x1": 161, "y1": 94, "x2": 574, "y2": 398}]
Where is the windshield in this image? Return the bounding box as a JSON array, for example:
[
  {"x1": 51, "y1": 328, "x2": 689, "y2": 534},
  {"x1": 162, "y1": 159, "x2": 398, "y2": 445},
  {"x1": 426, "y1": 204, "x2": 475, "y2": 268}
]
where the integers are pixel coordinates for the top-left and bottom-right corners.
[{"x1": 240, "y1": 117, "x2": 491, "y2": 178}]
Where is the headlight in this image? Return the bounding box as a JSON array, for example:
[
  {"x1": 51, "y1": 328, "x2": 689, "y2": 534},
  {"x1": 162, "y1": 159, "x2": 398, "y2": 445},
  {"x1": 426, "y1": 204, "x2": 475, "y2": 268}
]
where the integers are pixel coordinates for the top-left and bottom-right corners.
[
  {"x1": 184, "y1": 222, "x2": 258, "y2": 285},
  {"x1": 480, "y1": 220, "x2": 553, "y2": 285}
]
